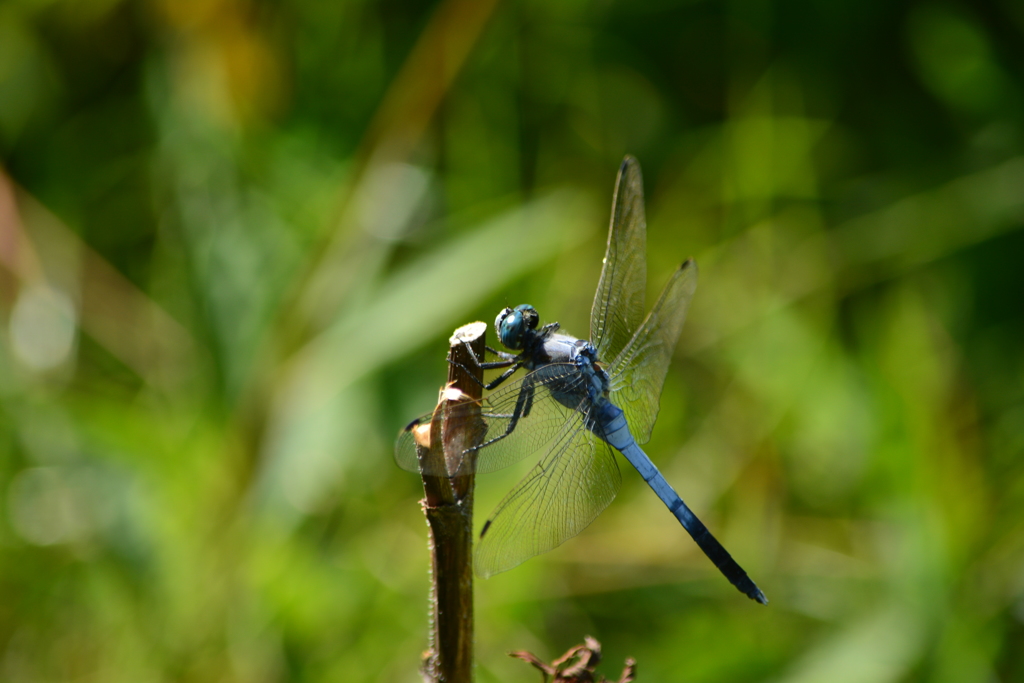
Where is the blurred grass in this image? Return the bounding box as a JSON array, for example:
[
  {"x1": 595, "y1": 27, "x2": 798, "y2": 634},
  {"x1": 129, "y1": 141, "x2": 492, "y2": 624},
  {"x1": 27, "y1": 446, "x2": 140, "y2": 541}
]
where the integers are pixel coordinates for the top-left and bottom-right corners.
[{"x1": 2, "y1": 0, "x2": 1024, "y2": 682}]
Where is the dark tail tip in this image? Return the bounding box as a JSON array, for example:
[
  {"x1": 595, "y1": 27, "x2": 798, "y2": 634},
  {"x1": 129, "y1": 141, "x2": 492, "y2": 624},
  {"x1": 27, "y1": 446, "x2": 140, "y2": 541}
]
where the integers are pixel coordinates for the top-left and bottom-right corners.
[{"x1": 736, "y1": 574, "x2": 768, "y2": 605}]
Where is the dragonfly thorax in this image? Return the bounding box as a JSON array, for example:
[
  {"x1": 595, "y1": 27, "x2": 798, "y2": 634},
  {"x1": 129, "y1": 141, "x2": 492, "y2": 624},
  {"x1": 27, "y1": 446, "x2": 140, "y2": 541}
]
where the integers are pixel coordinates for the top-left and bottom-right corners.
[{"x1": 572, "y1": 340, "x2": 611, "y2": 402}]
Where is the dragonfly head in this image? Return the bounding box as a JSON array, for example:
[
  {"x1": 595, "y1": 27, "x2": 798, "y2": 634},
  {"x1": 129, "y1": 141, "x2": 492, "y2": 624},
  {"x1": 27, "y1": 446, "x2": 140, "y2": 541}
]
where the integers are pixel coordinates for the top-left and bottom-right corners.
[{"x1": 495, "y1": 304, "x2": 539, "y2": 350}]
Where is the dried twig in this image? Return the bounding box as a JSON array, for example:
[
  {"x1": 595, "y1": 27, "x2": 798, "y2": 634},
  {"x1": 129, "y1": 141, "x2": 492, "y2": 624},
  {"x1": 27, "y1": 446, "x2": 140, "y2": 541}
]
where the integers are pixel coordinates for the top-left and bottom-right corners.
[
  {"x1": 416, "y1": 322, "x2": 487, "y2": 683},
  {"x1": 510, "y1": 637, "x2": 637, "y2": 683}
]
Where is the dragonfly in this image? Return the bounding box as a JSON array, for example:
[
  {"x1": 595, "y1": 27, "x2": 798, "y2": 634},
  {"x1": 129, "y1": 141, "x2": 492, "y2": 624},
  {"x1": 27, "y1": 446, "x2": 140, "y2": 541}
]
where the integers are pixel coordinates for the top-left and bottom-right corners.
[{"x1": 396, "y1": 156, "x2": 766, "y2": 604}]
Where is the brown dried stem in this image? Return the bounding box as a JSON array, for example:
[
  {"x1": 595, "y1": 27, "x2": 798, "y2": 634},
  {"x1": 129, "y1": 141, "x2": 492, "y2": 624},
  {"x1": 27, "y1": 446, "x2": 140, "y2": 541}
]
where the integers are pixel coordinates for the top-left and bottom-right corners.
[
  {"x1": 416, "y1": 321, "x2": 487, "y2": 683},
  {"x1": 510, "y1": 637, "x2": 636, "y2": 683}
]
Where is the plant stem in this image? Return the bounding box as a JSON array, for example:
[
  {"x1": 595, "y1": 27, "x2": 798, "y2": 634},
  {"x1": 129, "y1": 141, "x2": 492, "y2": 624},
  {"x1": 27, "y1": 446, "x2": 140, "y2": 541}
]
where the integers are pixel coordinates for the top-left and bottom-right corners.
[{"x1": 417, "y1": 321, "x2": 486, "y2": 683}]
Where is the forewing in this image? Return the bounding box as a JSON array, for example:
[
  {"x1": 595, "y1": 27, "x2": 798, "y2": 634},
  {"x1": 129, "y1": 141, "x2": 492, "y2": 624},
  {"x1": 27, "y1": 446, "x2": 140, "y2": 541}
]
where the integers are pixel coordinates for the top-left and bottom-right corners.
[
  {"x1": 475, "y1": 411, "x2": 622, "y2": 578},
  {"x1": 591, "y1": 156, "x2": 647, "y2": 363},
  {"x1": 609, "y1": 259, "x2": 698, "y2": 445},
  {"x1": 469, "y1": 363, "x2": 589, "y2": 474},
  {"x1": 395, "y1": 412, "x2": 434, "y2": 473},
  {"x1": 395, "y1": 363, "x2": 588, "y2": 477}
]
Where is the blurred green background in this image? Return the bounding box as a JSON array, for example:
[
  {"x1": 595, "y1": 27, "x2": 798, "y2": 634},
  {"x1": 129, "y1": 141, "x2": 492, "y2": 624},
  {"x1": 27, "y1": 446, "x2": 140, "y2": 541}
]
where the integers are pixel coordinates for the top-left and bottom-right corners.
[{"x1": 2, "y1": 0, "x2": 1024, "y2": 681}]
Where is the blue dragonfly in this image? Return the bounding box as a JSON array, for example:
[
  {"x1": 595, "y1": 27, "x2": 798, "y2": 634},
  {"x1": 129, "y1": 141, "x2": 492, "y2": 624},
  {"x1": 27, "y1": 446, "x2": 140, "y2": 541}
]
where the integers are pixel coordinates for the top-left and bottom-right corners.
[{"x1": 397, "y1": 157, "x2": 766, "y2": 603}]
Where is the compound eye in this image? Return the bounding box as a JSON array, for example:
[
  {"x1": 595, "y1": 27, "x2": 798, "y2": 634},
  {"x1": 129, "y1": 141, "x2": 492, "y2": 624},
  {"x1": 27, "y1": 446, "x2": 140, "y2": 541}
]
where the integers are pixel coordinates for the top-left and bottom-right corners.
[
  {"x1": 517, "y1": 305, "x2": 540, "y2": 330},
  {"x1": 496, "y1": 307, "x2": 524, "y2": 350},
  {"x1": 494, "y1": 307, "x2": 512, "y2": 334}
]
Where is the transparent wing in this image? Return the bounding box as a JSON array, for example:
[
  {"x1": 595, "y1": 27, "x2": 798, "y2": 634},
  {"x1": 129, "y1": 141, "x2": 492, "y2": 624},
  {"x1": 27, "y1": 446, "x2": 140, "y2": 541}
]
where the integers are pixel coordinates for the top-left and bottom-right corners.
[
  {"x1": 609, "y1": 259, "x2": 698, "y2": 445},
  {"x1": 395, "y1": 412, "x2": 435, "y2": 472},
  {"x1": 591, "y1": 156, "x2": 647, "y2": 363},
  {"x1": 475, "y1": 408, "x2": 622, "y2": 578},
  {"x1": 394, "y1": 363, "x2": 590, "y2": 476}
]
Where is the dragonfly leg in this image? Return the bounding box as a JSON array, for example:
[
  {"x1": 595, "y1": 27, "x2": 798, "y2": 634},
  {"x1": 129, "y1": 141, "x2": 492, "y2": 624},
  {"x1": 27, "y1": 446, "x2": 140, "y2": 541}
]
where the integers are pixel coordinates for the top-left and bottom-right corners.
[
  {"x1": 485, "y1": 344, "x2": 517, "y2": 361},
  {"x1": 470, "y1": 379, "x2": 535, "y2": 451},
  {"x1": 446, "y1": 358, "x2": 521, "y2": 389},
  {"x1": 459, "y1": 338, "x2": 516, "y2": 368},
  {"x1": 450, "y1": 338, "x2": 520, "y2": 386},
  {"x1": 483, "y1": 362, "x2": 523, "y2": 390}
]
